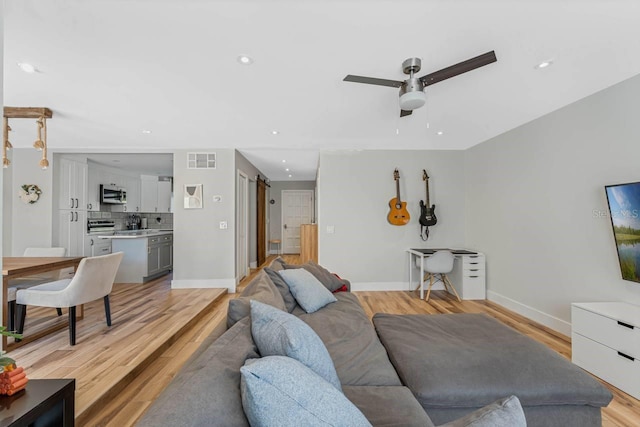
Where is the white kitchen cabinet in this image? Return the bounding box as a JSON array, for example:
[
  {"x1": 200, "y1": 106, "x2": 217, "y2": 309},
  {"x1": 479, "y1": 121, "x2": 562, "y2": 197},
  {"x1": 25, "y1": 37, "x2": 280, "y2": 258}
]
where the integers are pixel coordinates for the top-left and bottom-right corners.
[
  {"x1": 572, "y1": 302, "x2": 640, "y2": 399},
  {"x1": 112, "y1": 176, "x2": 141, "y2": 213},
  {"x1": 141, "y1": 175, "x2": 173, "y2": 213},
  {"x1": 85, "y1": 236, "x2": 112, "y2": 257},
  {"x1": 58, "y1": 158, "x2": 87, "y2": 210},
  {"x1": 86, "y1": 164, "x2": 102, "y2": 211},
  {"x1": 112, "y1": 233, "x2": 173, "y2": 282},
  {"x1": 58, "y1": 209, "x2": 86, "y2": 257}
]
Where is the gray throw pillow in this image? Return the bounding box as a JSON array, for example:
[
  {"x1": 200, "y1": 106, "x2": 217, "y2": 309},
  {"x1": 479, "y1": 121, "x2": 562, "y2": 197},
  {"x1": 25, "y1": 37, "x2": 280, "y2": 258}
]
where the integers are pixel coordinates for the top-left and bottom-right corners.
[
  {"x1": 240, "y1": 356, "x2": 372, "y2": 427},
  {"x1": 264, "y1": 267, "x2": 298, "y2": 312},
  {"x1": 227, "y1": 270, "x2": 286, "y2": 328},
  {"x1": 282, "y1": 260, "x2": 346, "y2": 292},
  {"x1": 438, "y1": 395, "x2": 526, "y2": 427},
  {"x1": 278, "y1": 268, "x2": 337, "y2": 313},
  {"x1": 250, "y1": 300, "x2": 341, "y2": 390}
]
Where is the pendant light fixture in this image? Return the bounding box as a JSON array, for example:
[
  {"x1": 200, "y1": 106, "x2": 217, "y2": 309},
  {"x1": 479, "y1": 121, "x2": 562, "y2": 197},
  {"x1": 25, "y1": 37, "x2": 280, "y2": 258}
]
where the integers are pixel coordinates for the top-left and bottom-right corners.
[{"x1": 2, "y1": 107, "x2": 53, "y2": 170}]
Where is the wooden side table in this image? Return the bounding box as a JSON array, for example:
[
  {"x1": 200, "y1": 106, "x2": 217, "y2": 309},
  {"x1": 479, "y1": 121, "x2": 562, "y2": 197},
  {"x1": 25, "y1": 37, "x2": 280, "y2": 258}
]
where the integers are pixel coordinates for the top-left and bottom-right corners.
[{"x1": 0, "y1": 378, "x2": 75, "y2": 427}]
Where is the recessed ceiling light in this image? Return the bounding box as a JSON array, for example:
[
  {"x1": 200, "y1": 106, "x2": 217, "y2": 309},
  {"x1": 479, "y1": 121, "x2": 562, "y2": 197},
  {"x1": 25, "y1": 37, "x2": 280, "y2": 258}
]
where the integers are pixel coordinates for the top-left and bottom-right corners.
[
  {"x1": 17, "y1": 62, "x2": 36, "y2": 73},
  {"x1": 282, "y1": 159, "x2": 286, "y2": 163},
  {"x1": 285, "y1": 168, "x2": 290, "y2": 172},
  {"x1": 271, "y1": 130, "x2": 279, "y2": 135},
  {"x1": 288, "y1": 174, "x2": 292, "y2": 178},
  {"x1": 535, "y1": 60, "x2": 553, "y2": 69},
  {"x1": 237, "y1": 55, "x2": 254, "y2": 65},
  {"x1": 142, "y1": 130, "x2": 152, "y2": 134},
  {"x1": 437, "y1": 131, "x2": 444, "y2": 135}
]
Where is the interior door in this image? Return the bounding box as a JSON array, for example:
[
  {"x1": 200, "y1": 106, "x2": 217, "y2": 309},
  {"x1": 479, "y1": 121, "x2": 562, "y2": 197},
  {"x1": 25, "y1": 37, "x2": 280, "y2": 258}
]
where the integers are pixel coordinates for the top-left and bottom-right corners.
[
  {"x1": 257, "y1": 178, "x2": 267, "y2": 266},
  {"x1": 237, "y1": 171, "x2": 249, "y2": 281},
  {"x1": 282, "y1": 190, "x2": 314, "y2": 254}
]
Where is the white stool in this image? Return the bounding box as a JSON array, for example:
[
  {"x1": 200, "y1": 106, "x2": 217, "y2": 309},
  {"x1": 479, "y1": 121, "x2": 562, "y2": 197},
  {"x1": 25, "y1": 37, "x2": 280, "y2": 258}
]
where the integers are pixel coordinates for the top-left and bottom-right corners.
[{"x1": 269, "y1": 239, "x2": 282, "y2": 255}]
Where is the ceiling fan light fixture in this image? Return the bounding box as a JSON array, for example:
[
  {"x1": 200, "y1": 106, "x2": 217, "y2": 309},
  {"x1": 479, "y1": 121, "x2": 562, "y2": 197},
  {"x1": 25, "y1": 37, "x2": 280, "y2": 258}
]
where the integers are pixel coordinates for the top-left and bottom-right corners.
[{"x1": 399, "y1": 90, "x2": 426, "y2": 111}]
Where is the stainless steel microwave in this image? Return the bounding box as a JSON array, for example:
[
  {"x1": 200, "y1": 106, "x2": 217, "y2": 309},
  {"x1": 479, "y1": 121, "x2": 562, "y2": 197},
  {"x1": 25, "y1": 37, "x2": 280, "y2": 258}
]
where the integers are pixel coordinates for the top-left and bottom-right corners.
[{"x1": 100, "y1": 184, "x2": 127, "y2": 204}]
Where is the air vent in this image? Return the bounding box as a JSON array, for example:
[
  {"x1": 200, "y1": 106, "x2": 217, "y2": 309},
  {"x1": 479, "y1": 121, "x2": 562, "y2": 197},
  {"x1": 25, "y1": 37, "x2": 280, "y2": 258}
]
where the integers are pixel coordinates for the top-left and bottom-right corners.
[{"x1": 187, "y1": 152, "x2": 216, "y2": 169}]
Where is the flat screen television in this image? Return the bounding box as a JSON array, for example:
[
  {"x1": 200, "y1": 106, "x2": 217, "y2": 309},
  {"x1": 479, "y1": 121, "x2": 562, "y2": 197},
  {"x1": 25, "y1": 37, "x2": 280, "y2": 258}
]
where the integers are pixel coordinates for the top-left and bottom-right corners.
[{"x1": 605, "y1": 181, "x2": 640, "y2": 283}]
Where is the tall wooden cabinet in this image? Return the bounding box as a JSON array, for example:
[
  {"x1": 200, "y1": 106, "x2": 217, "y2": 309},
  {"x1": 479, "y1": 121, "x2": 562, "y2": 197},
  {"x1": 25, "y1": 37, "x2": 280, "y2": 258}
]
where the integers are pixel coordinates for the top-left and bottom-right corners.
[{"x1": 300, "y1": 224, "x2": 318, "y2": 263}]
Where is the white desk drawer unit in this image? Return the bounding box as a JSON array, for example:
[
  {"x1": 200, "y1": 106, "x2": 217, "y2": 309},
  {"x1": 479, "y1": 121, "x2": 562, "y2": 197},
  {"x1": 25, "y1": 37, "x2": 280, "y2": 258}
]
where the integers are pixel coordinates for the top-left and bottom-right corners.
[
  {"x1": 571, "y1": 302, "x2": 640, "y2": 399},
  {"x1": 449, "y1": 254, "x2": 486, "y2": 300}
]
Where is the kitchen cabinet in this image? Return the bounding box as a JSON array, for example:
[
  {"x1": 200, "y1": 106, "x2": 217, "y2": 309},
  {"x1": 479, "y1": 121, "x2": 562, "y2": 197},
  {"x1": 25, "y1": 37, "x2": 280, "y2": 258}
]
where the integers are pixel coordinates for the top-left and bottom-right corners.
[
  {"x1": 86, "y1": 164, "x2": 101, "y2": 211},
  {"x1": 141, "y1": 175, "x2": 173, "y2": 213},
  {"x1": 58, "y1": 158, "x2": 87, "y2": 210},
  {"x1": 58, "y1": 209, "x2": 86, "y2": 257},
  {"x1": 112, "y1": 176, "x2": 141, "y2": 213},
  {"x1": 85, "y1": 236, "x2": 112, "y2": 257},
  {"x1": 111, "y1": 232, "x2": 173, "y2": 283}
]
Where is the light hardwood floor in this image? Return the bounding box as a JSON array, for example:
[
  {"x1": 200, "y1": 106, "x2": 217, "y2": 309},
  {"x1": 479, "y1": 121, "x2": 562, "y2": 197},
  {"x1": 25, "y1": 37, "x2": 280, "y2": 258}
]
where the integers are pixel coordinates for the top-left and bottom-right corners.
[{"x1": 12, "y1": 254, "x2": 640, "y2": 426}]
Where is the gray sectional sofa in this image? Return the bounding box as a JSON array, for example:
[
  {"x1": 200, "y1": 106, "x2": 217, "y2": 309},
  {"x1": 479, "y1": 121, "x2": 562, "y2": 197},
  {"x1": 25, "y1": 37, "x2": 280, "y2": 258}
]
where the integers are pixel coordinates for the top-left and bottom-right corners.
[{"x1": 137, "y1": 258, "x2": 612, "y2": 426}]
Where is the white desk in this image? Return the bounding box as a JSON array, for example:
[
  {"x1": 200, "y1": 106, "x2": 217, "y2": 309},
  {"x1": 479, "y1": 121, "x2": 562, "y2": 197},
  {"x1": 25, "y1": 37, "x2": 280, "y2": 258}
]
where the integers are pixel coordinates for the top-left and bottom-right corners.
[{"x1": 407, "y1": 248, "x2": 486, "y2": 300}]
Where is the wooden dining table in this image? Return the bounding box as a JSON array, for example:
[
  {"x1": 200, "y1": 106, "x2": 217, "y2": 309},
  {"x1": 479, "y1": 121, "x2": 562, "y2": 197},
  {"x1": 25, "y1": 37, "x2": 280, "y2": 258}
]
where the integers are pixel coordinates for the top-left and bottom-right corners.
[{"x1": 2, "y1": 256, "x2": 84, "y2": 351}]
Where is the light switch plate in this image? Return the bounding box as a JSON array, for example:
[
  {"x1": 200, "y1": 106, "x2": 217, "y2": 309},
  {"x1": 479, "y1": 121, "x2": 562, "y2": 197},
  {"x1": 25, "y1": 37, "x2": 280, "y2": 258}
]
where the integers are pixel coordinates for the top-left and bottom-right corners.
[
  {"x1": 326, "y1": 225, "x2": 335, "y2": 234},
  {"x1": 219, "y1": 221, "x2": 228, "y2": 229}
]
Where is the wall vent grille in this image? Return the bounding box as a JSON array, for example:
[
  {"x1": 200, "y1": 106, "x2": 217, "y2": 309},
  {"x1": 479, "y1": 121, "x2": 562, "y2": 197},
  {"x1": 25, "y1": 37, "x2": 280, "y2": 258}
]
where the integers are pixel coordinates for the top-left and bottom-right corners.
[{"x1": 187, "y1": 152, "x2": 216, "y2": 169}]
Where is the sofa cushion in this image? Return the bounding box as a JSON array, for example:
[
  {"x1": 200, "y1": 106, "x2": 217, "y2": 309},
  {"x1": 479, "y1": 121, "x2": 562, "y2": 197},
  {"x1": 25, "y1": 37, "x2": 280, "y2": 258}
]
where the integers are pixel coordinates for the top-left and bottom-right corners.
[
  {"x1": 373, "y1": 313, "x2": 613, "y2": 410},
  {"x1": 278, "y1": 268, "x2": 337, "y2": 313},
  {"x1": 282, "y1": 260, "x2": 347, "y2": 292},
  {"x1": 299, "y1": 292, "x2": 402, "y2": 387},
  {"x1": 439, "y1": 396, "x2": 526, "y2": 427},
  {"x1": 240, "y1": 356, "x2": 371, "y2": 427},
  {"x1": 136, "y1": 317, "x2": 257, "y2": 427},
  {"x1": 343, "y1": 386, "x2": 435, "y2": 427},
  {"x1": 264, "y1": 267, "x2": 298, "y2": 313},
  {"x1": 227, "y1": 270, "x2": 286, "y2": 328},
  {"x1": 250, "y1": 300, "x2": 341, "y2": 390}
]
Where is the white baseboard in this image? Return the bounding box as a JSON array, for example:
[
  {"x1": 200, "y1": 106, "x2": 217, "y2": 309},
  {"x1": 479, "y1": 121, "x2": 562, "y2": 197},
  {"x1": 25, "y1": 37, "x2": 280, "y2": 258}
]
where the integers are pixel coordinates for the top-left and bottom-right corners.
[
  {"x1": 171, "y1": 278, "x2": 236, "y2": 293},
  {"x1": 350, "y1": 281, "x2": 445, "y2": 292},
  {"x1": 487, "y1": 290, "x2": 571, "y2": 336}
]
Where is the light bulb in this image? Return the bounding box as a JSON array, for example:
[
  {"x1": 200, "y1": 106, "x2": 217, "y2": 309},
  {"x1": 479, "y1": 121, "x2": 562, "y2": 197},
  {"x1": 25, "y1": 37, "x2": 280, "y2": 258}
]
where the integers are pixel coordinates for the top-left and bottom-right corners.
[
  {"x1": 39, "y1": 158, "x2": 49, "y2": 170},
  {"x1": 5, "y1": 141, "x2": 12, "y2": 150},
  {"x1": 33, "y1": 140, "x2": 45, "y2": 151},
  {"x1": 3, "y1": 157, "x2": 10, "y2": 168}
]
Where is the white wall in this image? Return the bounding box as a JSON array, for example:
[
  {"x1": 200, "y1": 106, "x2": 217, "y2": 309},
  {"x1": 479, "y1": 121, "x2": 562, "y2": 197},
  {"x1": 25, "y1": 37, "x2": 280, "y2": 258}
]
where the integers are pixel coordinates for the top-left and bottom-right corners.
[
  {"x1": 318, "y1": 150, "x2": 466, "y2": 290},
  {"x1": 4, "y1": 149, "x2": 54, "y2": 256},
  {"x1": 466, "y1": 73, "x2": 640, "y2": 335},
  {"x1": 172, "y1": 149, "x2": 236, "y2": 291}
]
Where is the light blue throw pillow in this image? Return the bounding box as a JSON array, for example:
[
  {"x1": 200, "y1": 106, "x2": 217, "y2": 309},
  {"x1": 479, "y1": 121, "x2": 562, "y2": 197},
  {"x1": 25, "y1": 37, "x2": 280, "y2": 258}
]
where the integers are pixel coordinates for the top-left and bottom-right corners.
[
  {"x1": 250, "y1": 300, "x2": 342, "y2": 390},
  {"x1": 240, "y1": 356, "x2": 372, "y2": 427},
  {"x1": 278, "y1": 268, "x2": 337, "y2": 313},
  {"x1": 438, "y1": 395, "x2": 526, "y2": 427}
]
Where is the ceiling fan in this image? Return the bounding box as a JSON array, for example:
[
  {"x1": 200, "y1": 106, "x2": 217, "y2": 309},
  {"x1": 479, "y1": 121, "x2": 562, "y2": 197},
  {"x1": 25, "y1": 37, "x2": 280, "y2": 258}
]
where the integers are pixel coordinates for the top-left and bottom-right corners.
[{"x1": 343, "y1": 51, "x2": 497, "y2": 117}]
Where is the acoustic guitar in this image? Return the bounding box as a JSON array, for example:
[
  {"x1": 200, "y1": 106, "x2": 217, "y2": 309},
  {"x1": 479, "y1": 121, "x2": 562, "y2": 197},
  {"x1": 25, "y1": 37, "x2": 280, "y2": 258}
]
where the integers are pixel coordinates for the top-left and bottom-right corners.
[{"x1": 388, "y1": 169, "x2": 410, "y2": 226}]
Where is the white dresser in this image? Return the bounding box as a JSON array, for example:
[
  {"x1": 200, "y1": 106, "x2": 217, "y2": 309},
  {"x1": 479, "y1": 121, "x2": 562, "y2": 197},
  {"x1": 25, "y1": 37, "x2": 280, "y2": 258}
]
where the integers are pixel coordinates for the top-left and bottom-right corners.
[{"x1": 571, "y1": 302, "x2": 640, "y2": 399}]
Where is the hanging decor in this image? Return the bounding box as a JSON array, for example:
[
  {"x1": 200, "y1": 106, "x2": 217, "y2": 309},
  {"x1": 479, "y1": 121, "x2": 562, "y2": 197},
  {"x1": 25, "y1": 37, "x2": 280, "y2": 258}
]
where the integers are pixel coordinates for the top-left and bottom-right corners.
[
  {"x1": 2, "y1": 107, "x2": 53, "y2": 170},
  {"x1": 18, "y1": 184, "x2": 43, "y2": 204}
]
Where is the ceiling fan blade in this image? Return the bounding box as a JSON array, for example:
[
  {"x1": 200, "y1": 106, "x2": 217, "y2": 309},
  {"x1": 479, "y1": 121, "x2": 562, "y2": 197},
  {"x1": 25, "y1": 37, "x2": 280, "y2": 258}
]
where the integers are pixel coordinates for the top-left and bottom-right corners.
[
  {"x1": 343, "y1": 75, "x2": 404, "y2": 88},
  {"x1": 419, "y1": 51, "x2": 497, "y2": 87},
  {"x1": 400, "y1": 109, "x2": 413, "y2": 117}
]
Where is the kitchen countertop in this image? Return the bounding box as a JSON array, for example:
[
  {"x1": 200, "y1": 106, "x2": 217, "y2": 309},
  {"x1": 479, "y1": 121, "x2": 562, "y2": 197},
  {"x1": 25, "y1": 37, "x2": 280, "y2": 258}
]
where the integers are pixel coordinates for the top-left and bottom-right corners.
[{"x1": 98, "y1": 229, "x2": 173, "y2": 239}]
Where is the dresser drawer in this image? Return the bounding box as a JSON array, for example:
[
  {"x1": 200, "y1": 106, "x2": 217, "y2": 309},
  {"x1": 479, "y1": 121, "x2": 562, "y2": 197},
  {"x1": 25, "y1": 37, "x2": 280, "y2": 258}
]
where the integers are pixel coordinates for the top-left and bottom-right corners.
[
  {"x1": 572, "y1": 306, "x2": 640, "y2": 358},
  {"x1": 572, "y1": 332, "x2": 640, "y2": 399}
]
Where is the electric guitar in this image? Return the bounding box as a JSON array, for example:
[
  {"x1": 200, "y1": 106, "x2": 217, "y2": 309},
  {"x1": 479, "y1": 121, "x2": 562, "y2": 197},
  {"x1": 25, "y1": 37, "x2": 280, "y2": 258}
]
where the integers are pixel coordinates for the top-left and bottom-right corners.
[
  {"x1": 419, "y1": 169, "x2": 437, "y2": 227},
  {"x1": 388, "y1": 169, "x2": 410, "y2": 226}
]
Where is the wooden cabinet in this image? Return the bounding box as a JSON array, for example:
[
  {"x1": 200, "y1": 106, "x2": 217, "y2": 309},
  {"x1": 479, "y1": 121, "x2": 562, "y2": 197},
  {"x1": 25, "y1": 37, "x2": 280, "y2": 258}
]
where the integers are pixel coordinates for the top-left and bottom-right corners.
[
  {"x1": 572, "y1": 302, "x2": 640, "y2": 399},
  {"x1": 300, "y1": 224, "x2": 318, "y2": 263}
]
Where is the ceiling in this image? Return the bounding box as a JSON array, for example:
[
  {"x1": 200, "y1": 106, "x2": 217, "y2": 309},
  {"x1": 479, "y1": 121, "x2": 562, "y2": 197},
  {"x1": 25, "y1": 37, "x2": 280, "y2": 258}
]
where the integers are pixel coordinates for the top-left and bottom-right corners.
[{"x1": 4, "y1": 1, "x2": 640, "y2": 181}]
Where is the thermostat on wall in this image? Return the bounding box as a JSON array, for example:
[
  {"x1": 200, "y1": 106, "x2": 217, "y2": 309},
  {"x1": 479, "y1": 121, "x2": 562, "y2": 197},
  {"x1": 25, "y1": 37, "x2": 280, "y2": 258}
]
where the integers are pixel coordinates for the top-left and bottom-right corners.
[{"x1": 213, "y1": 195, "x2": 222, "y2": 202}]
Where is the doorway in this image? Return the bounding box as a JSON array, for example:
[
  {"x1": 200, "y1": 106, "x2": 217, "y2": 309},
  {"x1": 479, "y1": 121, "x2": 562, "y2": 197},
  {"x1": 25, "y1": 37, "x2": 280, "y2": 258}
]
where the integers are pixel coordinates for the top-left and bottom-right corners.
[{"x1": 281, "y1": 190, "x2": 314, "y2": 254}]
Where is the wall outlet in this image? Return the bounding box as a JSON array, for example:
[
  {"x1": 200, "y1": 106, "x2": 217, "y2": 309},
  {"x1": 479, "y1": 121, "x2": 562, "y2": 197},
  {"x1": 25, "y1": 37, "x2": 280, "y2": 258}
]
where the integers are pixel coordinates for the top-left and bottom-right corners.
[{"x1": 219, "y1": 221, "x2": 228, "y2": 229}]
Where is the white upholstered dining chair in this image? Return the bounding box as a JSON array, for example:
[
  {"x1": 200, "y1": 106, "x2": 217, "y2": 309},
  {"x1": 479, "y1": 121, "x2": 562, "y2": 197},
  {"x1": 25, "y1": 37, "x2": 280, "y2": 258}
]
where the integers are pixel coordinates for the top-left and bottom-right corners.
[
  {"x1": 421, "y1": 250, "x2": 461, "y2": 302},
  {"x1": 7, "y1": 247, "x2": 67, "y2": 331},
  {"x1": 15, "y1": 252, "x2": 124, "y2": 346}
]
